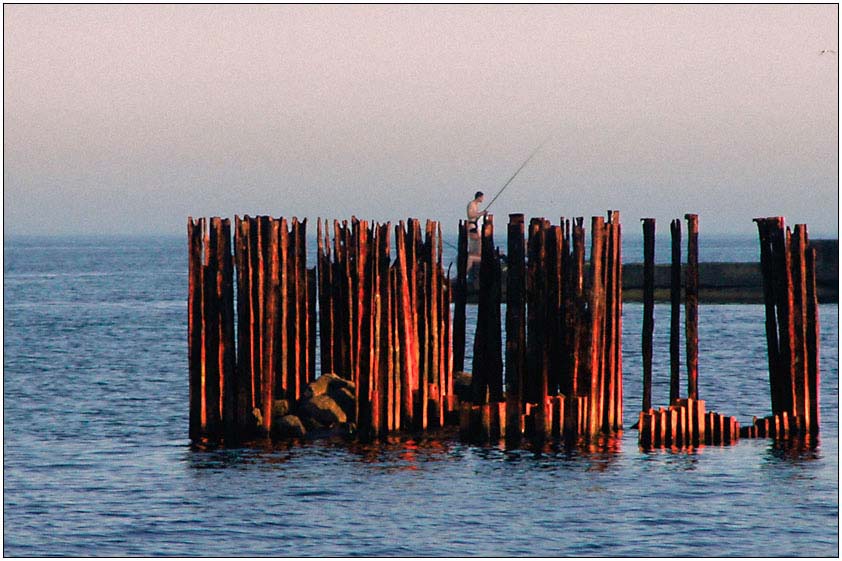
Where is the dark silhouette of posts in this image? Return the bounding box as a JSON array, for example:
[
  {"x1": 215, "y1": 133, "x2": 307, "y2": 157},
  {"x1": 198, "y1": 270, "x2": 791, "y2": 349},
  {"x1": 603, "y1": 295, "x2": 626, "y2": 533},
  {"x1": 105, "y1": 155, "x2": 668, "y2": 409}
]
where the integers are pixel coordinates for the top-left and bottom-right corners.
[
  {"x1": 641, "y1": 218, "x2": 655, "y2": 412},
  {"x1": 472, "y1": 215, "x2": 503, "y2": 405},
  {"x1": 684, "y1": 213, "x2": 699, "y2": 400}
]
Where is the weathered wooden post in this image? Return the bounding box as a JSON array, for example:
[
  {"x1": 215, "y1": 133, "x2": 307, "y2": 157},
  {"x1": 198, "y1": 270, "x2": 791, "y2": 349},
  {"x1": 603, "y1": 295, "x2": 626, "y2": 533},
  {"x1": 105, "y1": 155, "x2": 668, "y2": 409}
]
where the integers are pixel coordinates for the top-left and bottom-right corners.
[
  {"x1": 770, "y1": 218, "x2": 795, "y2": 415},
  {"x1": 203, "y1": 218, "x2": 222, "y2": 438},
  {"x1": 249, "y1": 216, "x2": 263, "y2": 417},
  {"x1": 754, "y1": 218, "x2": 783, "y2": 415},
  {"x1": 805, "y1": 244, "x2": 821, "y2": 434},
  {"x1": 791, "y1": 224, "x2": 809, "y2": 431},
  {"x1": 642, "y1": 218, "x2": 656, "y2": 412},
  {"x1": 604, "y1": 211, "x2": 621, "y2": 431},
  {"x1": 260, "y1": 218, "x2": 279, "y2": 434},
  {"x1": 219, "y1": 218, "x2": 237, "y2": 438},
  {"x1": 234, "y1": 217, "x2": 253, "y2": 434},
  {"x1": 670, "y1": 219, "x2": 681, "y2": 404},
  {"x1": 188, "y1": 217, "x2": 204, "y2": 441},
  {"x1": 278, "y1": 219, "x2": 290, "y2": 401},
  {"x1": 506, "y1": 214, "x2": 526, "y2": 441},
  {"x1": 587, "y1": 216, "x2": 606, "y2": 435},
  {"x1": 472, "y1": 214, "x2": 503, "y2": 411},
  {"x1": 684, "y1": 213, "x2": 699, "y2": 400}
]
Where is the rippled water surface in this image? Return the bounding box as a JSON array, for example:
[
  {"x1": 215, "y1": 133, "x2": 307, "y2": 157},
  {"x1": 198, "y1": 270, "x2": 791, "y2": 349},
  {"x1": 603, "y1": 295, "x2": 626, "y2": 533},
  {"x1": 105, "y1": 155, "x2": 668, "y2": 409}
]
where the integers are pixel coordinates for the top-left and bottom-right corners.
[{"x1": 4, "y1": 236, "x2": 839, "y2": 556}]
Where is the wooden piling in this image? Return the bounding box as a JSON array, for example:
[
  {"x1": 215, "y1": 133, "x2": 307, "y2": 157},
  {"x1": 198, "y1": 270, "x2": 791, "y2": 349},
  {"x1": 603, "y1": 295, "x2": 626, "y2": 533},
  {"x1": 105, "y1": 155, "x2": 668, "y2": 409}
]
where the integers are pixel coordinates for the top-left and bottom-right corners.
[
  {"x1": 670, "y1": 219, "x2": 681, "y2": 404},
  {"x1": 684, "y1": 214, "x2": 699, "y2": 400},
  {"x1": 219, "y1": 219, "x2": 236, "y2": 438},
  {"x1": 642, "y1": 218, "x2": 655, "y2": 412},
  {"x1": 587, "y1": 216, "x2": 606, "y2": 435},
  {"x1": 506, "y1": 214, "x2": 526, "y2": 440},
  {"x1": 754, "y1": 218, "x2": 783, "y2": 414},
  {"x1": 261, "y1": 218, "x2": 279, "y2": 433},
  {"x1": 188, "y1": 217, "x2": 204, "y2": 441},
  {"x1": 234, "y1": 217, "x2": 252, "y2": 433},
  {"x1": 453, "y1": 221, "x2": 468, "y2": 374},
  {"x1": 805, "y1": 245, "x2": 821, "y2": 434},
  {"x1": 204, "y1": 218, "x2": 221, "y2": 437}
]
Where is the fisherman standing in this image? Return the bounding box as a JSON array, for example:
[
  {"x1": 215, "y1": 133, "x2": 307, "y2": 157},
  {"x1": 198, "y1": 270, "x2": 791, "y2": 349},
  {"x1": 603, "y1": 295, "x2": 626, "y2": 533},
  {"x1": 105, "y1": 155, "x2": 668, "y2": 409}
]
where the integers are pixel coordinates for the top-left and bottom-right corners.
[{"x1": 466, "y1": 191, "x2": 487, "y2": 273}]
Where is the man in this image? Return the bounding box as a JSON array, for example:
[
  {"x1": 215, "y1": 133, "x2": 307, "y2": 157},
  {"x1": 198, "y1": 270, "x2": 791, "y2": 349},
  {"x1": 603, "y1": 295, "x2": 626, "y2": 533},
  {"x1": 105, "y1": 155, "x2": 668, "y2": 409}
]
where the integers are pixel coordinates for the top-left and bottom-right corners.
[
  {"x1": 466, "y1": 191, "x2": 487, "y2": 233},
  {"x1": 466, "y1": 191, "x2": 487, "y2": 274}
]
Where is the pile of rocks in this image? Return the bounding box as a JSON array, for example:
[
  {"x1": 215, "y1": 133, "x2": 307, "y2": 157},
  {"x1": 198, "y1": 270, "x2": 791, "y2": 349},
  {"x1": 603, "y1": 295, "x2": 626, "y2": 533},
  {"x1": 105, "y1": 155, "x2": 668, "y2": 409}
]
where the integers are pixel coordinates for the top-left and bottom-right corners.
[{"x1": 264, "y1": 373, "x2": 356, "y2": 439}]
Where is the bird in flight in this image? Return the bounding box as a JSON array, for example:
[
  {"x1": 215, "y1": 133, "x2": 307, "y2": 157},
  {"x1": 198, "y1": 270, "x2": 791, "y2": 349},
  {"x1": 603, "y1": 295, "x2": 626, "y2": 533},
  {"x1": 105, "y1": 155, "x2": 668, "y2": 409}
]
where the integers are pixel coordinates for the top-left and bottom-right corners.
[{"x1": 820, "y1": 49, "x2": 837, "y2": 55}]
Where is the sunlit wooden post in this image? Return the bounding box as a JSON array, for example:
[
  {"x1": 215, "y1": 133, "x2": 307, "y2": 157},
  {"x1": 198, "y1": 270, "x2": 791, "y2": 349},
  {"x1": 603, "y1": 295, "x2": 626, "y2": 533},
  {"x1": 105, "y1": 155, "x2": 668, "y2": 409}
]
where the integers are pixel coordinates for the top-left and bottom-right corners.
[
  {"x1": 395, "y1": 222, "x2": 413, "y2": 427},
  {"x1": 249, "y1": 216, "x2": 264, "y2": 416},
  {"x1": 586, "y1": 216, "x2": 605, "y2": 435},
  {"x1": 805, "y1": 244, "x2": 821, "y2": 434},
  {"x1": 684, "y1": 213, "x2": 699, "y2": 400},
  {"x1": 613, "y1": 213, "x2": 623, "y2": 429},
  {"x1": 571, "y1": 217, "x2": 586, "y2": 399},
  {"x1": 261, "y1": 218, "x2": 279, "y2": 433},
  {"x1": 791, "y1": 224, "x2": 809, "y2": 431},
  {"x1": 278, "y1": 219, "x2": 290, "y2": 401}
]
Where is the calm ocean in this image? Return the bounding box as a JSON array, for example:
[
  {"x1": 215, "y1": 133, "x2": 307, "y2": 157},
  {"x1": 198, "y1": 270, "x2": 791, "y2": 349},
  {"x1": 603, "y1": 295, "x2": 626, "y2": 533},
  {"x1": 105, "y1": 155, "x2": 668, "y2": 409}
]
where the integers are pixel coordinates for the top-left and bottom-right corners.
[{"x1": 3, "y1": 234, "x2": 838, "y2": 556}]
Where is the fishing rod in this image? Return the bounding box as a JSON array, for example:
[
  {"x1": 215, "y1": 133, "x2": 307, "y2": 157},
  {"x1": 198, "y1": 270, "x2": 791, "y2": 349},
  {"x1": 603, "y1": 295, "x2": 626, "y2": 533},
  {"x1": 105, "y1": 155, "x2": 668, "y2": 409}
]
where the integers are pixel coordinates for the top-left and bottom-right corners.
[{"x1": 483, "y1": 135, "x2": 552, "y2": 212}]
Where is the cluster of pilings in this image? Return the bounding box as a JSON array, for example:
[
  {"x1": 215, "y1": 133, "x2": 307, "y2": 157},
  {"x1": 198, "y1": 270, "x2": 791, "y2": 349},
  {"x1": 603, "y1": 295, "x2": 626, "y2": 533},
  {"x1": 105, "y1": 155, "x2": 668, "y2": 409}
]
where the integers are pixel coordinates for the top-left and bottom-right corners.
[
  {"x1": 638, "y1": 214, "x2": 743, "y2": 448},
  {"x1": 188, "y1": 216, "x2": 316, "y2": 442},
  {"x1": 752, "y1": 217, "x2": 821, "y2": 437},
  {"x1": 636, "y1": 214, "x2": 821, "y2": 450},
  {"x1": 455, "y1": 211, "x2": 623, "y2": 442},
  {"x1": 315, "y1": 218, "x2": 453, "y2": 438}
]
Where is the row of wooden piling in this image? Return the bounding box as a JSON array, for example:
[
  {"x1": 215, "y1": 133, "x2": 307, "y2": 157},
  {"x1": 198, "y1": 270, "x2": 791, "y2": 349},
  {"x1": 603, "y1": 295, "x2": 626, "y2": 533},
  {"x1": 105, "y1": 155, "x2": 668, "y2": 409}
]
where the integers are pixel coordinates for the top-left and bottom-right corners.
[
  {"x1": 459, "y1": 211, "x2": 623, "y2": 441},
  {"x1": 316, "y1": 218, "x2": 453, "y2": 437},
  {"x1": 637, "y1": 398, "x2": 742, "y2": 449},
  {"x1": 637, "y1": 215, "x2": 821, "y2": 450},
  {"x1": 754, "y1": 217, "x2": 820, "y2": 435},
  {"x1": 188, "y1": 216, "x2": 315, "y2": 442},
  {"x1": 637, "y1": 214, "x2": 744, "y2": 448}
]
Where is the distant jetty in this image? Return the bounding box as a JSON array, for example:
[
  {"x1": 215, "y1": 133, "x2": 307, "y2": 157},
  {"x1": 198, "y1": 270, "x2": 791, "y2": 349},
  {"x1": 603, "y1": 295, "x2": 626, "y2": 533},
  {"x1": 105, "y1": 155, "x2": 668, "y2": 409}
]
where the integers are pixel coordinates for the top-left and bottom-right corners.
[{"x1": 460, "y1": 239, "x2": 838, "y2": 304}]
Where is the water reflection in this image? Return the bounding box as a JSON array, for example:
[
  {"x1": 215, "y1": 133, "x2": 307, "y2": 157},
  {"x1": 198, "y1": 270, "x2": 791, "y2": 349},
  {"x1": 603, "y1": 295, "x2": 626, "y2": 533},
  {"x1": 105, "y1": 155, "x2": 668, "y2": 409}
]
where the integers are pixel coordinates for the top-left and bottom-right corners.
[{"x1": 767, "y1": 435, "x2": 822, "y2": 463}]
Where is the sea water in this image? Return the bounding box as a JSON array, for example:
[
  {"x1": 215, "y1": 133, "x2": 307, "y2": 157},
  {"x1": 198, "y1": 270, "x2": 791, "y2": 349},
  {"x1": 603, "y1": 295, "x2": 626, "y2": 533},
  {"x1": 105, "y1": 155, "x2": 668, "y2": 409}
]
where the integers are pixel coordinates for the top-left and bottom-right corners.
[{"x1": 3, "y1": 235, "x2": 838, "y2": 556}]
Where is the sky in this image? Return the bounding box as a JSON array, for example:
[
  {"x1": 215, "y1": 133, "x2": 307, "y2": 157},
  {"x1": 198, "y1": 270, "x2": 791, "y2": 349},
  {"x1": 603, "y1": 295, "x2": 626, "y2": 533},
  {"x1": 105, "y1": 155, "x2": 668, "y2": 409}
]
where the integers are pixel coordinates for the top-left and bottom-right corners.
[{"x1": 4, "y1": 4, "x2": 839, "y2": 237}]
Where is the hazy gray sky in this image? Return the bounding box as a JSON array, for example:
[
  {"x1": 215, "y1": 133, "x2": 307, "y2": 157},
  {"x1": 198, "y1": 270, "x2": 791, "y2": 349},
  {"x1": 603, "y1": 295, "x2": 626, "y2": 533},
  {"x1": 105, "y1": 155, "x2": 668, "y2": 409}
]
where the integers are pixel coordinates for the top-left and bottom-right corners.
[{"x1": 4, "y1": 4, "x2": 838, "y2": 236}]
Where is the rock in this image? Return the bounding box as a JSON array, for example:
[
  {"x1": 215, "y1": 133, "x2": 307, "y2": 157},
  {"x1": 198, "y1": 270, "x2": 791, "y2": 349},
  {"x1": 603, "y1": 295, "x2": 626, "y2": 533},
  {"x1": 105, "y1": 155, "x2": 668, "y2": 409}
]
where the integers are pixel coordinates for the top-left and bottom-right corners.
[
  {"x1": 300, "y1": 373, "x2": 356, "y2": 423},
  {"x1": 453, "y1": 371, "x2": 472, "y2": 402},
  {"x1": 274, "y1": 415, "x2": 307, "y2": 438},
  {"x1": 272, "y1": 399, "x2": 290, "y2": 419},
  {"x1": 302, "y1": 416, "x2": 325, "y2": 432},
  {"x1": 303, "y1": 373, "x2": 355, "y2": 400},
  {"x1": 330, "y1": 386, "x2": 356, "y2": 421},
  {"x1": 300, "y1": 393, "x2": 347, "y2": 426}
]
